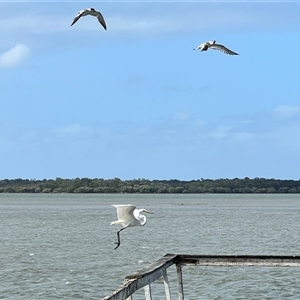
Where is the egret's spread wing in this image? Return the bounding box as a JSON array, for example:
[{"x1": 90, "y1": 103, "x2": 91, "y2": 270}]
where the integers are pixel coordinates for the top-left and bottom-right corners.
[
  {"x1": 210, "y1": 44, "x2": 238, "y2": 55},
  {"x1": 113, "y1": 205, "x2": 136, "y2": 222}
]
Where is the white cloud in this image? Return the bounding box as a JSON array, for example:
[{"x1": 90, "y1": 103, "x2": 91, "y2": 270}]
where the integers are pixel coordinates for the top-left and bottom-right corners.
[
  {"x1": 0, "y1": 44, "x2": 30, "y2": 68},
  {"x1": 92, "y1": 15, "x2": 163, "y2": 32},
  {"x1": 1, "y1": 2, "x2": 300, "y2": 42},
  {"x1": 172, "y1": 111, "x2": 193, "y2": 121},
  {"x1": 55, "y1": 123, "x2": 94, "y2": 140},
  {"x1": 0, "y1": 12, "x2": 70, "y2": 35},
  {"x1": 273, "y1": 105, "x2": 300, "y2": 120},
  {"x1": 211, "y1": 126, "x2": 232, "y2": 140}
]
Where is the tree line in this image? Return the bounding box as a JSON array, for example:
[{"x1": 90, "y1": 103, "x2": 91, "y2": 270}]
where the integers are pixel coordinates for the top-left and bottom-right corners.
[{"x1": 0, "y1": 177, "x2": 300, "y2": 193}]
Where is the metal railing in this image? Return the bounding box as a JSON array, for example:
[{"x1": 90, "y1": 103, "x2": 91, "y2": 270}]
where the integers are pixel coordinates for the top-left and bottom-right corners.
[{"x1": 101, "y1": 254, "x2": 300, "y2": 300}]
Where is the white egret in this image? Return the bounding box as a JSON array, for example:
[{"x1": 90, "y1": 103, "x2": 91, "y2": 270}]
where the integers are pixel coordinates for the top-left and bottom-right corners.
[
  {"x1": 193, "y1": 40, "x2": 238, "y2": 55},
  {"x1": 70, "y1": 8, "x2": 107, "y2": 30},
  {"x1": 111, "y1": 204, "x2": 154, "y2": 250}
]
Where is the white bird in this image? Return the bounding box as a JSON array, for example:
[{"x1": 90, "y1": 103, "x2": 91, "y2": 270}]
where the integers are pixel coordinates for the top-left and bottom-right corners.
[
  {"x1": 193, "y1": 40, "x2": 238, "y2": 55},
  {"x1": 111, "y1": 204, "x2": 154, "y2": 249},
  {"x1": 70, "y1": 8, "x2": 107, "y2": 30}
]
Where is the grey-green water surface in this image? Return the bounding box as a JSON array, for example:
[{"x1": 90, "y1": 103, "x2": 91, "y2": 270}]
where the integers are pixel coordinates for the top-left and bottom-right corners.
[{"x1": 1, "y1": 193, "x2": 300, "y2": 299}]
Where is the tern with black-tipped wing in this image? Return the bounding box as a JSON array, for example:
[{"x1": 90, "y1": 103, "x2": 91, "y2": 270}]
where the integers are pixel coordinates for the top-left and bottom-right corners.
[
  {"x1": 193, "y1": 40, "x2": 238, "y2": 55},
  {"x1": 70, "y1": 8, "x2": 107, "y2": 30}
]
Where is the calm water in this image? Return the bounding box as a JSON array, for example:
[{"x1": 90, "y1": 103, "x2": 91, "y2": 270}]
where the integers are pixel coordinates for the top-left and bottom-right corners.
[{"x1": 1, "y1": 193, "x2": 300, "y2": 299}]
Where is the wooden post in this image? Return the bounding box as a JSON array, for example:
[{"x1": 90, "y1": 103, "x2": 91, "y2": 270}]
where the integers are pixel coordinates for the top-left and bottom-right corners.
[
  {"x1": 176, "y1": 265, "x2": 184, "y2": 300},
  {"x1": 162, "y1": 270, "x2": 171, "y2": 300},
  {"x1": 144, "y1": 285, "x2": 152, "y2": 300}
]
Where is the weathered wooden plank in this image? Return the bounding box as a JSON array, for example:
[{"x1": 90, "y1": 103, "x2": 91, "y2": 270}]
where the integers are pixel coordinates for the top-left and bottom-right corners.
[
  {"x1": 101, "y1": 279, "x2": 137, "y2": 300},
  {"x1": 101, "y1": 254, "x2": 177, "y2": 300},
  {"x1": 162, "y1": 270, "x2": 171, "y2": 300},
  {"x1": 176, "y1": 265, "x2": 184, "y2": 300},
  {"x1": 125, "y1": 253, "x2": 177, "y2": 280},
  {"x1": 175, "y1": 255, "x2": 300, "y2": 267}
]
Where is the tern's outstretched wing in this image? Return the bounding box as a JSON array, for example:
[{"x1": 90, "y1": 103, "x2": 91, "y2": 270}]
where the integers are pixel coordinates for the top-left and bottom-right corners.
[
  {"x1": 210, "y1": 44, "x2": 239, "y2": 55},
  {"x1": 70, "y1": 10, "x2": 85, "y2": 26},
  {"x1": 96, "y1": 11, "x2": 107, "y2": 30}
]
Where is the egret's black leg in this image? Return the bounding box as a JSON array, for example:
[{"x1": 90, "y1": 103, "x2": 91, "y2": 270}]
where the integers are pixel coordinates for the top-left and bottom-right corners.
[
  {"x1": 114, "y1": 230, "x2": 121, "y2": 250},
  {"x1": 114, "y1": 227, "x2": 126, "y2": 250}
]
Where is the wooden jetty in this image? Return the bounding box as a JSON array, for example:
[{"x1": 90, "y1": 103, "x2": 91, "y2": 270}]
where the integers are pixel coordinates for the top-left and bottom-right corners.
[{"x1": 101, "y1": 254, "x2": 300, "y2": 300}]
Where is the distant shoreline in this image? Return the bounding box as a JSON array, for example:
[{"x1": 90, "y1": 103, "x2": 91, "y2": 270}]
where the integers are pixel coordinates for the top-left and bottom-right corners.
[{"x1": 1, "y1": 177, "x2": 300, "y2": 194}]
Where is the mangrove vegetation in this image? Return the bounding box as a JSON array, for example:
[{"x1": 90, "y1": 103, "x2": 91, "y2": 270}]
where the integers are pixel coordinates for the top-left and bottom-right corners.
[{"x1": 0, "y1": 177, "x2": 300, "y2": 193}]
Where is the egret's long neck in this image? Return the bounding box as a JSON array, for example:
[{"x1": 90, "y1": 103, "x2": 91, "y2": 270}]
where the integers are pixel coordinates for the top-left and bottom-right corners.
[
  {"x1": 135, "y1": 209, "x2": 147, "y2": 226},
  {"x1": 140, "y1": 215, "x2": 147, "y2": 226}
]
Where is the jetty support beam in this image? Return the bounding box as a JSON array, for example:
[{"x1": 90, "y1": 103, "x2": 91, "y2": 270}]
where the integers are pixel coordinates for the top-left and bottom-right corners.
[
  {"x1": 176, "y1": 264, "x2": 184, "y2": 300},
  {"x1": 162, "y1": 269, "x2": 171, "y2": 300}
]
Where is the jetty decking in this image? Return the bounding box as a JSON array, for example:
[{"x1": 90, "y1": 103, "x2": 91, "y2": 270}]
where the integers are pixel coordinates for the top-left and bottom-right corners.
[{"x1": 101, "y1": 254, "x2": 300, "y2": 300}]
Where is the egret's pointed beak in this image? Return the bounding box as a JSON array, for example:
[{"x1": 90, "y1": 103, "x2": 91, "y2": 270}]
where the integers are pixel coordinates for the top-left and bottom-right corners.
[{"x1": 144, "y1": 210, "x2": 154, "y2": 214}]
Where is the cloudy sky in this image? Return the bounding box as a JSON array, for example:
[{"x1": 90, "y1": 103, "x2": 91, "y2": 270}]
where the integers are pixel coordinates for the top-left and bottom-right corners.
[{"x1": 1, "y1": 1, "x2": 300, "y2": 180}]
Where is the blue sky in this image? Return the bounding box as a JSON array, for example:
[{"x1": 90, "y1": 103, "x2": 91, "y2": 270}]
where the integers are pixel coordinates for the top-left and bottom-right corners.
[{"x1": 1, "y1": 1, "x2": 300, "y2": 180}]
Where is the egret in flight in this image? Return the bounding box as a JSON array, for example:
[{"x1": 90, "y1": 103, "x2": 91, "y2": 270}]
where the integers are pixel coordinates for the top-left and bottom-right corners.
[
  {"x1": 111, "y1": 204, "x2": 154, "y2": 250},
  {"x1": 193, "y1": 40, "x2": 238, "y2": 55},
  {"x1": 70, "y1": 8, "x2": 107, "y2": 30}
]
